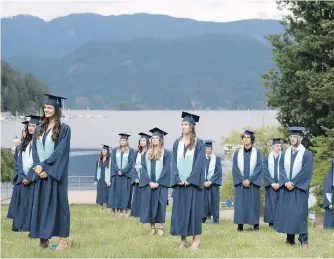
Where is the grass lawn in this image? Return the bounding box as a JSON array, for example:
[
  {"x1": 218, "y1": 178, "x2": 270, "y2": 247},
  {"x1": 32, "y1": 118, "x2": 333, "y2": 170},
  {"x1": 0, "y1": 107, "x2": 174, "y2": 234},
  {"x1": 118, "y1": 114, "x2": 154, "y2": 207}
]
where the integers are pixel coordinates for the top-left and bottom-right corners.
[{"x1": 1, "y1": 205, "x2": 334, "y2": 258}]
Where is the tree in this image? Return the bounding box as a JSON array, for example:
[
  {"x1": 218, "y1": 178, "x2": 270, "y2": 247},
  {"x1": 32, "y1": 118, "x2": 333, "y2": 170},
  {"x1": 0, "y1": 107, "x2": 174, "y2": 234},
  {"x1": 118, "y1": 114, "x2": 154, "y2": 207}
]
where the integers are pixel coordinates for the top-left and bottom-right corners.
[
  {"x1": 262, "y1": 1, "x2": 334, "y2": 137},
  {"x1": 1, "y1": 148, "x2": 14, "y2": 183},
  {"x1": 310, "y1": 127, "x2": 334, "y2": 213}
]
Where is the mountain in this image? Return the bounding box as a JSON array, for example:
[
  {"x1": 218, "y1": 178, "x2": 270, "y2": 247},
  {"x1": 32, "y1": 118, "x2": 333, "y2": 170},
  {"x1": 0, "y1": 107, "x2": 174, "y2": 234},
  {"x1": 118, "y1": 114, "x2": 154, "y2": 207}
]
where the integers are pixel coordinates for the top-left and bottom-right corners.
[
  {"x1": 1, "y1": 13, "x2": 283, "y2": 58},
  {"x1": 5, "y1": 33, "x2": 274, "y2": 110}
]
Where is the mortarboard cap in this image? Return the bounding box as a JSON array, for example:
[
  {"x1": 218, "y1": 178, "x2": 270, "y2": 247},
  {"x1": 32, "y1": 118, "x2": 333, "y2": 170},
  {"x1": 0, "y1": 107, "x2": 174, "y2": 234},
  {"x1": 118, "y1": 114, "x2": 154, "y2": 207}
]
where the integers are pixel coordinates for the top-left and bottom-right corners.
[
  {"x1": 119, "y1": 133, "x2": 131, "y2": 140},
  {"x1": 44, "y1": 94, "x2": 67, "y2": 108},
  {"x1": 21, "y1": 120, "x2": 29, "y2": 125},
  {"x1": 204, "y1": 140, "x2": 215, "y2": 148},
  {"x1": 288, "y1": 126, "x2": 306, "y2": 136},
  {"x1": 26, "y1": 115, "x2": 41, "y2": 125},
  {"x1": 149, "y1": 127, "x2": 168, "y2": 139},
  {"x1": 271, "y1": 138, "x2": 282, "y2": 145},
  {"x1": 138, "y1": 132, "x2": 151, "y2": 140},
  {"x1": 181, "y1": 111, "x2": 200, "y2": 125},
  {"x1": 243, "y1": 128, "x2": 255, "y2": 136},
  {"x1": 100, "y1": 144, "x2": 110, "y2": 150}
]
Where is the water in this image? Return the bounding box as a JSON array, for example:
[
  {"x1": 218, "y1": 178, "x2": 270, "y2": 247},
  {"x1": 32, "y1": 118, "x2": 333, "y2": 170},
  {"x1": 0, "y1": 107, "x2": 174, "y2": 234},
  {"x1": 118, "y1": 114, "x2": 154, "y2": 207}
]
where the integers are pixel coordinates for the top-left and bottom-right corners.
[{"x1": 1, "y1": 110, "x2": 279, "y2": 176}]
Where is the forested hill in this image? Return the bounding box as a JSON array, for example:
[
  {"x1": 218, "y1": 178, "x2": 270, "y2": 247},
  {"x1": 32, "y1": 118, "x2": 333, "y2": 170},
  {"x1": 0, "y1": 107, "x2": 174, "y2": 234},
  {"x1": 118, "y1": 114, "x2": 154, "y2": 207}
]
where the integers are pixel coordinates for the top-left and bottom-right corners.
[
  {"x1": 2, "y1": 14, "x2": 283, "y2": 110},
  {"x1": 1, "y1": 62, "x2": 49, "y2": 114}
]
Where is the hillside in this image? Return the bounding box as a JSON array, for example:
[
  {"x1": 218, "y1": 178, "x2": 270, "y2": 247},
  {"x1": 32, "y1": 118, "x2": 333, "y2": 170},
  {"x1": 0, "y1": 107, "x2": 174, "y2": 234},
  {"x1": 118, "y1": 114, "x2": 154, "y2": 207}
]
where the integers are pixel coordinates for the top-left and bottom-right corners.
[
  {"x1": 5, "y1": 34, "x2": 274, "y2": 110},
  {"x1": 1, "y1": 13, "x2": 283, "y2": 58}
]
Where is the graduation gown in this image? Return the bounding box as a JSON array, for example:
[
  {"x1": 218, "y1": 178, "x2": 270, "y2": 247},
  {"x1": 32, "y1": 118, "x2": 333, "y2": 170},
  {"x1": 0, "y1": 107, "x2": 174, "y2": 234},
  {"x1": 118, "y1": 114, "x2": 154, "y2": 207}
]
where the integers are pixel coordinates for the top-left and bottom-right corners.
[
  {"x1": 274, "y1": 147, "x2": 313, "y2": 234},
  {"x1": 203, "y1": 156, "x2": 222, "y2": 221},
  {"x1": 7, "y1": 145, "x2": 20, "y2": 219},
  {"x1": 108, "y1": 148, "x2": 135, "y2": 210},
  {"x1": 11, "y1": 142, "x2": 35, "y2": 232},
  {"x1": 323, "y1": 160, "x2": 334, "y2": 229},
  {"x1": 94, "y1": 159, "x2": 110, "y2": 204},
  {"x1": 232, "y1": 147, "x2": 262, "y2": 225},
  {"x1": 263, "y1": 154, "x2": 280, "y2": 224},
  {"x1": 140, "y1": 149, "x2": 177, "y2": 223},
  {"x1": 170, "y1": 139, "x2": 205, "y2": 237},
  {"x1": 29, "y1": 123, "x2": 71, "y2": 239},
  {"x1": 130, "y1": 151, "x2": 144, "y2": 218}
]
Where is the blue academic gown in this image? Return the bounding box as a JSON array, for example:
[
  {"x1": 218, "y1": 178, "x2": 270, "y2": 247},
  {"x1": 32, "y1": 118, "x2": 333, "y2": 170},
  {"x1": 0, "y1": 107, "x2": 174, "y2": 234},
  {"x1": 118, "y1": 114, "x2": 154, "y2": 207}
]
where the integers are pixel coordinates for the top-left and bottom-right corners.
[
  {"x1": 232, "y1": 147, "x2": 263, "y2": 225},
  {"x1": 139, "y1": 149, "x2": 177, "y2": 223},
  {"x1": 95, "y1": 159, "x2": 110, "y2": 204},
  {"x1": 130, "y1": 151, "x2": 144, "y2": 218},
  {"x1": 170, "y1": 139, "x2": 205, "y2": 237},
  {"x1": 263, "y1": 154, "x2": 280, "y2": 224},
  {"x1": 274, "y1": 148, "x2": 313, "y2": 235},
  {"x1": 108, "y1": 148, "x2": 135, "y2": 210},
  {"x1": 29, "y1": 124, "x2": 71, "y2": 239},
  {"x1": 323, "y1": 159, "x2": 334, "y2": 229},
  {"x1": 203, "y1": 156, "x2": 222, "y2": 223},
  {"x1": 7, "y1": 145, "x2": 20, "y2": 219},
  {"x1": 11, "y1": 142, "x2": 35, "y2": 232}
]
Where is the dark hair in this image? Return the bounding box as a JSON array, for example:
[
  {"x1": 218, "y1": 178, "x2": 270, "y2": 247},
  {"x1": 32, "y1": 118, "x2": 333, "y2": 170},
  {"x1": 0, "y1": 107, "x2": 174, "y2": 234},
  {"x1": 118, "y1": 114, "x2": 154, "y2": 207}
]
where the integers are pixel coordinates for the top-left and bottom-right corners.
[
  {"x1": 137, "y1": 138, "x2": 149, "y2": 153},
  {"x1": 99, "y1": 149, "x2": 110, "y2": 168},
  {"x1": 241, "y1": 133, "x2": 255, "y2": 143},
  {"x1": 22, "y1": 125, "x2": 33, "y2": 152},
  {"x1": 37, "y1": 105, "x2": 62, "y2": 141}
]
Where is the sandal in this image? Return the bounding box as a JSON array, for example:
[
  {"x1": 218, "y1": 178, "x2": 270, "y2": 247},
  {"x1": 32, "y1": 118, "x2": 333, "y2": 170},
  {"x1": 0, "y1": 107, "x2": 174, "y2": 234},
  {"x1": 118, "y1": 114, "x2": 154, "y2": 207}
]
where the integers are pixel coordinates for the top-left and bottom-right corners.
[
  {"x1": 178, "y1": 240, "x2": 188, "y2": 249},
  {"x1": 55, "y1": 239, "x2": 68, "y2": 251},
  {"x1": 150, "y1": 227, "x2": 156, "y2": 235},
  {"x1": 190, "y1": 240, "x2": 200, "y2": 251},
  {"x1": 157, "y1": 228, "x2": 165, "y2": 236}
]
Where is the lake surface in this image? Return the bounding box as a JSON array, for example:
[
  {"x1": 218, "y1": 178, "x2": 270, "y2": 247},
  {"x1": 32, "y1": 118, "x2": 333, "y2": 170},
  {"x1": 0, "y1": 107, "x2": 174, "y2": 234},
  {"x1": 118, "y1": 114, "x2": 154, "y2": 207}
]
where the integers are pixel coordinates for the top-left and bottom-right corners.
[{"x1": 1, "y1": 110, "x2": 279, "y2": 176}]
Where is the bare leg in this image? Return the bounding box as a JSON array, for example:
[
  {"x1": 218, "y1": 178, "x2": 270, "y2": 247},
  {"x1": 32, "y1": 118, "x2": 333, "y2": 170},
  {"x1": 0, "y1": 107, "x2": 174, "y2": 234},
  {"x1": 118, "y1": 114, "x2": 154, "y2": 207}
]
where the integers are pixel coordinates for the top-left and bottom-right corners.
[
  {"x1": 56, "y1": 237, "x2": 68, "y2": 251},
  {"x1": 190, "y1": 235, "x2": 200, "y2": 250},
  {"x1": 150, "y1": 223, "x2": 156, "y2": 235},
  {"x1": 157, "y1": 223, "x2": 165, "y2": 236},
  {"x1": 179, "y1": 236, "x2": 187, "y2": 249}
]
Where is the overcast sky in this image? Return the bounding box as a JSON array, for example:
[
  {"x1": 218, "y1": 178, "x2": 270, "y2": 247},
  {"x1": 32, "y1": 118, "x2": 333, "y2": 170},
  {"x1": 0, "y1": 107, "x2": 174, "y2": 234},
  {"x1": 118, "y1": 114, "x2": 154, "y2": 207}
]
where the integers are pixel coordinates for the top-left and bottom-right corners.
[{"x1": 1, "y1": 0, "x2": 287, "y2": 22}]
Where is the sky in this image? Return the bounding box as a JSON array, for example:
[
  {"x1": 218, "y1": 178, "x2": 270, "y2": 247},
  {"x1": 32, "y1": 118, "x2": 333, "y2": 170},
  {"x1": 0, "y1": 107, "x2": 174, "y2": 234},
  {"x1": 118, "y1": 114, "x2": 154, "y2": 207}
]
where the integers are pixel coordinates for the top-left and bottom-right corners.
[{"x1": 1, "y1": 0, "x2": 287, "y2": 22}]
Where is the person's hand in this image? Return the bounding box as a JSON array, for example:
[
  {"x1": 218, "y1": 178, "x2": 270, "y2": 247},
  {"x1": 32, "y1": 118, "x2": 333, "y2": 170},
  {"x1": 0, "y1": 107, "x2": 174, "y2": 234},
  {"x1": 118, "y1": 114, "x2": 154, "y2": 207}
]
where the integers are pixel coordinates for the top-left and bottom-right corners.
[
  {"x1": 178, "y1": 181, "x2": 184, "y2": 185},
  {"x1": 243, "y1": 180, "x2": 250, "y2": 187},
  {"x1": 329, "y1": 205, "x2": 333, "y2": 210},
  {"x1": 117, "y1": 171, "x2": 123, "y2": 176},
  {"x1": 154, "y1": 183, "x2": 159, "y2": 188},
  {"x1": 135, "y1": 179, "x2": 139, "y2": 184},
  {"x1": 106, "y1": 182, "x2": 111, "y2": 187},
  {"x1": 34, "y1": 165, "x2": 43, "y2": 175},
  {"x1": 184, "y1": 181, "x2": 190, "y2": 186},
  {"x1": 149, "y1": 182, "x2": 155, "y2": 188},
  {"x1": 22, "y1": 179, "x2": 30, "y2": 185},
  {"x1": 39, "y1": 171, "x2": 48, "y2": 178},
  {"x1": 135, "y1": 164, "x2": 142, "y2": 169}
]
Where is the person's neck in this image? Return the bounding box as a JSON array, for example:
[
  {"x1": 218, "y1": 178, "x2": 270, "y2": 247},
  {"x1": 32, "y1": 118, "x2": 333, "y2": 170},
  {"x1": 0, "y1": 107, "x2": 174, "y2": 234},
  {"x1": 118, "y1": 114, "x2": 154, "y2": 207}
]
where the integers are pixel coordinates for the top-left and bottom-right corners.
[
  {"x1": 102, "y1": 155, "x2": 107, "y2": 160},
  {"x1": 183, "y1": 133, "x2": 191, "y2": 141},
  {"x1": 244, "y1": 144, "x2": 252, "y2": 150},
  {"x1": 273, "y1": 151, "x2": 279, "y2": 157},
  {"x1": 141, "y1": 147, "x2": 147, "y2": 153},
  {"x1": 292, "y1": 144, "x2": 299, "y2": 150},
  {"x1": 48, "y1": 117, "x2": 56, "y2": 125}
]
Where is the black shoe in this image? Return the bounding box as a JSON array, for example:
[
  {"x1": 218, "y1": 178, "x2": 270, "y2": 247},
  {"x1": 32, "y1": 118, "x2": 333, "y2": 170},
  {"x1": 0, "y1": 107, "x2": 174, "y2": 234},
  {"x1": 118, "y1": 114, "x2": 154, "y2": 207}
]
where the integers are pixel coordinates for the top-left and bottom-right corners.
[{"x1": 202, "y1": 218, "x2": 207, "y2": 223}]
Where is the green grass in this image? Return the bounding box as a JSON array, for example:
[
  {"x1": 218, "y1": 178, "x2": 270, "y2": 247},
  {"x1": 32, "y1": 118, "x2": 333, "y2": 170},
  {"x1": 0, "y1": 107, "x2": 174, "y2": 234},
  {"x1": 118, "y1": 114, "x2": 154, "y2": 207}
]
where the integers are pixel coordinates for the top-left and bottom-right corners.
[{"x1": 1, "y1": 205, "x2": 334, "y2": 258}]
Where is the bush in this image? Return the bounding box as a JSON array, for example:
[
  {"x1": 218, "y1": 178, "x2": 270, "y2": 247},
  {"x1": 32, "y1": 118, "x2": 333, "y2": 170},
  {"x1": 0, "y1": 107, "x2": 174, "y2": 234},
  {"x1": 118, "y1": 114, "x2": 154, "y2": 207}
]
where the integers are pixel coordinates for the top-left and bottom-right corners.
[{"x1": 1, "y1": 148, "x2": 14, "y2": 183}]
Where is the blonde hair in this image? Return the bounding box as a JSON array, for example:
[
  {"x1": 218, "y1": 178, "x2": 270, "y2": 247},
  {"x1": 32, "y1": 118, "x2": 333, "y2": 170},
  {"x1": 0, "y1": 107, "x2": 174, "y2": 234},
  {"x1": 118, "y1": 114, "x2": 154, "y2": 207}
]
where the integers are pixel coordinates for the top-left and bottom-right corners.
[
  {"x1": 180, "y1": 121, "x2": 196, "y2": 150},
  {"x1": 118, "y1": 140, "x2": 129, "y2": 152},
  {"x1": 147, "y1": 137, "x2": 163, "y2": 160}
]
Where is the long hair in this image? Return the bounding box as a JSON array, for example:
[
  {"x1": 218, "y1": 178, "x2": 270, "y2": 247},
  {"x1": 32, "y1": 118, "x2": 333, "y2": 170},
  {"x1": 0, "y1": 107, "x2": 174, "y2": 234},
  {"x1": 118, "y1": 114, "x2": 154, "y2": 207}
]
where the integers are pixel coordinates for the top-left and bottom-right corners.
[
  {"x1": 37, "y1": 106, "x2": 62, "y2": 141},
  {"x1": 137, "y1": 138, "x2": 149, "y2": 153},
  {"x1": 17, "y1": 127, "x2": 27, "y2": 151},
  {"x1": 22, "y1": 126, "x2": 33, "y2": 152},
  {"x1": 118, "y1": 140, "x2": 129, "y2": 152},
  {"x1": 180, "y1": 121, "x2": 196, "y2": 150},
  {"x1": 147, "y1": 137, "x2": 163, "y2": 160},
  {"x1": 98, "y1": 149, "x2": 110, "y2": 168}
]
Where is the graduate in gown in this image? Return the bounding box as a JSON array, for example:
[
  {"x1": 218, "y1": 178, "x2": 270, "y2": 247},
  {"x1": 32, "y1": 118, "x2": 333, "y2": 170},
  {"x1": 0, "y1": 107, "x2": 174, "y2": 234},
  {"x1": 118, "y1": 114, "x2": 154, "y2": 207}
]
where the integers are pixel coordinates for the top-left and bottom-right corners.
[
  {"x1": 202, "y1": 140, "x2": 222, "y2": 224},
  {"x1": 170, "y1": 112, "x2": 205, "y2": 250},
  {"x1": 263, "y1": 138, "x2": 282, "y2": 227},
  {"x1": 7, "y1": 123, "x2": 28, "y2": 220},
  {"x1": 29, "y1": 94, "x2": 71, "y2": 250},
  {"x1": 130, "y1": 133, "x2": 150, "y2": 218},
  {"x1": 274, "y1": 127, "x2": 313, "y2": 247},
  {"x1": 140, "y1": 128, "x2": 178, "y2": 235},
  {"x1": 323, "y1": 159, "x2": 334, "y2": 230},
  {"x1": 108, "y1": 133, "x2": 135, "y2": 216},
  {"x1": 232, "y1": 129, "x2": 262, "y2": 232},
  {"x1": 94, "y1": 144, "x2": 112, "y2": 211},
  {"x1": 11, "y1": 115, "x2": 41, "y2": 232}
]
